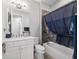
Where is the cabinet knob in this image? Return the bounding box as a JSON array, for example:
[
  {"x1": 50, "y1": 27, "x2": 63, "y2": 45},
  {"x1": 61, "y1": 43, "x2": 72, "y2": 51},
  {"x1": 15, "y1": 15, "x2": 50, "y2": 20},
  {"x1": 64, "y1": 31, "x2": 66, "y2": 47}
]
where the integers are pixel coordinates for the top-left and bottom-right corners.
[{"x1": 2, "y1": 43, "x2": 6, "y2": 54}]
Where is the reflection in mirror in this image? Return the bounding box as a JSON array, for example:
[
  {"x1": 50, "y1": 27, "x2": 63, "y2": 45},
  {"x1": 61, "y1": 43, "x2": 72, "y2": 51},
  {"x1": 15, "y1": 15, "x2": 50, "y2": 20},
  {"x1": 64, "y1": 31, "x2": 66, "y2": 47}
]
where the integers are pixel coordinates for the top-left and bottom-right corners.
[{"x1": 11, "y1": 14, "x2": 22, "y2": 37}]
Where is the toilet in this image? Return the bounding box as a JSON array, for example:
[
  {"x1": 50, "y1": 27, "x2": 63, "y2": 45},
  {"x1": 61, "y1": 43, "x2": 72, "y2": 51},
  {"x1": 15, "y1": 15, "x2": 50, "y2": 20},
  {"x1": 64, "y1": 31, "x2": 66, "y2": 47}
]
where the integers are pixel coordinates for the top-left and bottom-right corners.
[{"x1": 34, "y1": 37, "x2": 45, "y2": 59}]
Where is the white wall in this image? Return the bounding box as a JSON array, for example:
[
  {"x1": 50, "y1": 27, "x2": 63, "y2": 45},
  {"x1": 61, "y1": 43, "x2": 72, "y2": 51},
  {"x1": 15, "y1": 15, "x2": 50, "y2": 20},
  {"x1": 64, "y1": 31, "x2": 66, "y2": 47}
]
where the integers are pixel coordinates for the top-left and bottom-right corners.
[
  {"x1": 50, "y1": 0, "x2": 75, "y2": 12},
  {"x1": 41, "y1": 3, "x2": 51, "y2": 12},
  {"x1": 2, "y1": 0, "x2": 8, "y2": 38},
  {"x1": 29, "y1": 1, "x2": 40, "y2": 37}
]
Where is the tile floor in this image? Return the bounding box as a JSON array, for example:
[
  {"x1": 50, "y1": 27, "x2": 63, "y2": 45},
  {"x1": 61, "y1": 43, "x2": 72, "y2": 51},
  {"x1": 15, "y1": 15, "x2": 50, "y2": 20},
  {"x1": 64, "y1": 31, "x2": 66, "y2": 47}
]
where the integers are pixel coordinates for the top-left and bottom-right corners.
[{"x1": 34, "y1": 52, "x2": 54, "y2": 59}]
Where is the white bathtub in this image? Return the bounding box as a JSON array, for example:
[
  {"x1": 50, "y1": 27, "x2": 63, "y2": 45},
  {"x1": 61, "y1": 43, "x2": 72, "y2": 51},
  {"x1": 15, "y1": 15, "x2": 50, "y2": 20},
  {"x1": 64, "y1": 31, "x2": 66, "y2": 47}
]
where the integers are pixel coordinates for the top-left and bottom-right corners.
[{"x1": 43, "y1": 42, "x2": 74, "y2": 59}]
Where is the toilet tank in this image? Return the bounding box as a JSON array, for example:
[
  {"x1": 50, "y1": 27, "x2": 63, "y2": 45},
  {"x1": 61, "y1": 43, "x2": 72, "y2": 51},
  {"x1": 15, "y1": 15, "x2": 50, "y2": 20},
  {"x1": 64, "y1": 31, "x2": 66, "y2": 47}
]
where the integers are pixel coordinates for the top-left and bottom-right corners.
[{"x1": 34, "y1": 37, "x2": 40, "y2": 45}]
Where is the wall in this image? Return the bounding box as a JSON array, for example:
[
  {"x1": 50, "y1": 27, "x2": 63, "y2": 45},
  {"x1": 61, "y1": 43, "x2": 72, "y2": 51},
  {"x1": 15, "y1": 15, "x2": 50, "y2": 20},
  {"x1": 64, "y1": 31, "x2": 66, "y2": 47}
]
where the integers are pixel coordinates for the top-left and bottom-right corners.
[
  {"x1": 41, "y1": 3, "x2": 51, "y2": 12},
  {"x1": 2, "y1": 0, "x2": 8, "y2": 39},
  {"x1": 29, "y1": 1, "x2": 40, "y2": 37},
  {"x1": 50, "y1": 0, "x2": 75, "y2": 12}
]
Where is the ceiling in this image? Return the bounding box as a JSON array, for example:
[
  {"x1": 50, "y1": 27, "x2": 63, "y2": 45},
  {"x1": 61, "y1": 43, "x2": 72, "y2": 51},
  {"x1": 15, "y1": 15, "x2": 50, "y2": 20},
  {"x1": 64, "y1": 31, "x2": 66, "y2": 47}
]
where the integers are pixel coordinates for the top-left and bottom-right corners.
[
  {"x1": 34, "y1": 0, "x2": 59, "y2": 6},
  {"x1": 42, "y1": 0, "x2": 58, "y2": 6}
]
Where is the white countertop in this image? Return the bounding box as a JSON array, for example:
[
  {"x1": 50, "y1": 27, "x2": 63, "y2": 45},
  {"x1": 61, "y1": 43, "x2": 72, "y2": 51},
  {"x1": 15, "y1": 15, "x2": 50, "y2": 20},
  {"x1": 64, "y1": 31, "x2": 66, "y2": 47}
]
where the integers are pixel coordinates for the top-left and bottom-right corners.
[{"x1": 2, "y1": 36, "x2": 35, "y2": 43}]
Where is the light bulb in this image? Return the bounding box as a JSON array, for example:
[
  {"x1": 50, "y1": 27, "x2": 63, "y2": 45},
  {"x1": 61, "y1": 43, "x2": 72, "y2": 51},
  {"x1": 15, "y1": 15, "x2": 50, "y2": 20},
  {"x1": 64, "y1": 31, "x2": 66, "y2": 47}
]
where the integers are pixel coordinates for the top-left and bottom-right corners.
[
  {"x1": 16, "y1": 0, "x2": 21, "y2": 5},
  {"x1": 9, "y1": 0, "x2": 16, "y2": 3},
  {"x1": 22, "y1": 2, "x2": 26, "y2": 7}
]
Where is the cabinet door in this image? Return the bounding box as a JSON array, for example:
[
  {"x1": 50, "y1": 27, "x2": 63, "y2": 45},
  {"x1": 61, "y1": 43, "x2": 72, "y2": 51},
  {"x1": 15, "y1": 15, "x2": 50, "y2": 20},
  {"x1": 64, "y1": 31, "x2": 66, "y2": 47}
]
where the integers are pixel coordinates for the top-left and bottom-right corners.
[
  {"x1": 21, "y1": 45, "x2": 34, "y2": 59},
  {"x1": 2, "y1": 54, "x2": 5, "y2": 59},
  {"x1": 5, "y1": 47, "x2": 20, "y2": 59}
]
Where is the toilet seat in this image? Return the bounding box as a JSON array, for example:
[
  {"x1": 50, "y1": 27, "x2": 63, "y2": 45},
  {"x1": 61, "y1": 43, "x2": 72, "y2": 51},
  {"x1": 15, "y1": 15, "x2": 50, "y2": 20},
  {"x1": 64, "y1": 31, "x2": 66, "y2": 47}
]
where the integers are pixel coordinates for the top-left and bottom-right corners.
[
  {"x1": 35, "y1": 45, "x2": 45, "y2": 50},
  {"x1": 35, "y1": 44, "x2": 45, "y2": 54}
]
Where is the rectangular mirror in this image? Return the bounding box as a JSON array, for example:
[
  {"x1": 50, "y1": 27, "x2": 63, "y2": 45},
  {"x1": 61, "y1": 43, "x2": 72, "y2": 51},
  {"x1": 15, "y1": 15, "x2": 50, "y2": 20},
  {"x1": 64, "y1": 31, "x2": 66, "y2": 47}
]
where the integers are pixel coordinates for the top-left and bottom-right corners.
[{"x1": 6, "y1": 8, "x2": 30, "y2": 38}]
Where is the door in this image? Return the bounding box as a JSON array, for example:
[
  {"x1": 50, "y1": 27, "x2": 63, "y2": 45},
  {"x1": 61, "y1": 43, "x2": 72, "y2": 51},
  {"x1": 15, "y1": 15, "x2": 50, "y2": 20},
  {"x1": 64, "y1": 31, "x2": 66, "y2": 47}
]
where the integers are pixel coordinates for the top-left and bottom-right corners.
[
  {"x1": 4, "y1": 47, "x2": 20, "y2": 59},
  {"x1": 21, "y1": 45, "x2": 34, "y2": 59}
]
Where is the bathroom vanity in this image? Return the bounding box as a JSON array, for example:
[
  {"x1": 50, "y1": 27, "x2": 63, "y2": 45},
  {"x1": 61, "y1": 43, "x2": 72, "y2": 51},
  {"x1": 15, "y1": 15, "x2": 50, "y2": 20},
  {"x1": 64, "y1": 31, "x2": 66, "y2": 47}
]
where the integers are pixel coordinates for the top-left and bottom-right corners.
[{"x1": 2, "y1": 37, "x2": 35, "y2": 59}]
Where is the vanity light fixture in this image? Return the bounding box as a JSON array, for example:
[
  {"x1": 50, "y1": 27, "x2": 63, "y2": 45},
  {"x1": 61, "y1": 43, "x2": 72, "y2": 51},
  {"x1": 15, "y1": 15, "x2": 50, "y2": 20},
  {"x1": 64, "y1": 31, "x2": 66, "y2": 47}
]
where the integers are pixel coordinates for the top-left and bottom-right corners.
[{"x1": 10, "y1": 0, "x2": 27, "y2": 9}]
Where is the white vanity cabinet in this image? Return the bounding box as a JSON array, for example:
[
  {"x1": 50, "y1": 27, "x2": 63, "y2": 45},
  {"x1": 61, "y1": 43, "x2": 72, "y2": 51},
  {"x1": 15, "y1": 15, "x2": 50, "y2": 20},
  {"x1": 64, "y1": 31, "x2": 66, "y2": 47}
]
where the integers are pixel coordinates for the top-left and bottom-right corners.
[{"x1": 3, "y1": 38, "x2": 34, "y2": 59}]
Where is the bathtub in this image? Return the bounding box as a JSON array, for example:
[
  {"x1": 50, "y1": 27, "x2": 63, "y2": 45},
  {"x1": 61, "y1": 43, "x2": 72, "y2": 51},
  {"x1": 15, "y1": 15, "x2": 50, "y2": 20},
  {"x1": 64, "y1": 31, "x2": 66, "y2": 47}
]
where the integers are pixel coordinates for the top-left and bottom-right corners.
[{"x1": 43, "y1": 42, "x2": 74, "y2": 59}]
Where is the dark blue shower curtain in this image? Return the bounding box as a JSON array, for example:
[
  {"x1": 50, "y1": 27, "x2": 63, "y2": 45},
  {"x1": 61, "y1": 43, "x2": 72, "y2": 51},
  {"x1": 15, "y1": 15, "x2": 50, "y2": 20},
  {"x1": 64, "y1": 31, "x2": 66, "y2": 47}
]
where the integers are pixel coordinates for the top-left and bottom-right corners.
[
  {"x1": 73, "y1": 15, "x2": 77, "y2": 59},
  {"x1": 43, "y1": 1, "x2": 77, "y2": 59},
  {"x1": 44, "y1": 2, "x2": 75, "y2": 46}
]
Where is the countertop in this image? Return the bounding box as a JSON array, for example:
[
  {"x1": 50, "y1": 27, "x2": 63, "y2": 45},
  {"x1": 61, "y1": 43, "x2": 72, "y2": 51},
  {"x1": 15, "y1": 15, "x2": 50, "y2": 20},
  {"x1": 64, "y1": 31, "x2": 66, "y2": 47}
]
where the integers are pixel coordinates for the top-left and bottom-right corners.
[{"x1": 2, "y1": 36, "x2": 35, "y2": 43}]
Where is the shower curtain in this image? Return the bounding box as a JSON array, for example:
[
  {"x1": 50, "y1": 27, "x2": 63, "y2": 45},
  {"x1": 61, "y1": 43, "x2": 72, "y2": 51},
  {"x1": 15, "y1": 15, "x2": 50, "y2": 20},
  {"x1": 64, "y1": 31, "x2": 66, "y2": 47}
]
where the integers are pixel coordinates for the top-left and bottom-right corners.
[
  {"x1": 44, "y1": 2, "x2": 75, "y2": 46},
  {"x1": 43, "y1": 1, "x2": 77, "y2": 59}
]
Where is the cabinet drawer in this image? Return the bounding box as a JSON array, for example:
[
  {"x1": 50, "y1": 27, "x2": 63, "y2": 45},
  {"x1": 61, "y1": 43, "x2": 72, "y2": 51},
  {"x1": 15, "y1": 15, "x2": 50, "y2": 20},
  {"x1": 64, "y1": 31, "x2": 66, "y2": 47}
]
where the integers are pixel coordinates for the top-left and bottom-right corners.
[
  {"x1": 6, "y1": 40, "x2": 34, "y2": 47},
  {"x1": 6, "y1": 41, "x2": 20, "y2": 47},
  {"x1": 19, "y1": 40, "x2": 34, "y2": 46}
]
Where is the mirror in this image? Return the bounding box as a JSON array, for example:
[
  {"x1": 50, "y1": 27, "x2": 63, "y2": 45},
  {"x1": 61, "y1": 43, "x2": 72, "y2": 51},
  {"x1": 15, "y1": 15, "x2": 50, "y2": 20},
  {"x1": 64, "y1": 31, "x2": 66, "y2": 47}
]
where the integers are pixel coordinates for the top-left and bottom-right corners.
[{"x1": 7, "y1": 8, "x2": 30, "y2": 38}]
